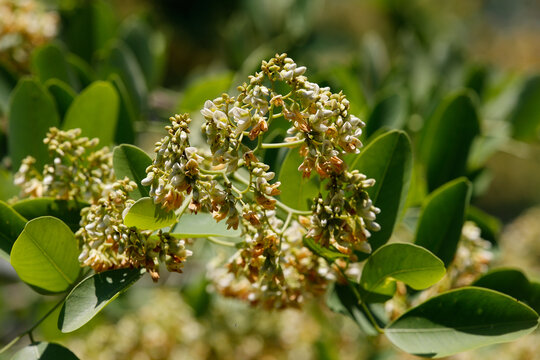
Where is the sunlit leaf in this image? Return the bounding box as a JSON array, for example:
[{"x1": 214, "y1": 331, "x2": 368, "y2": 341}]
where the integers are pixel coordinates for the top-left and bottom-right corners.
[
  {"x1": 11, "y1": 216, "x2": 80, "y2": 293},
  {"x1": 8, "y1": 78, "x2": 60, "y2": 169},
  {"x1": 385, "y1": 287, "x2": 539, "y2": 358},
  {"x1": 62, "y1": 81, "x2": 119, "y2": 146},
  {"x1": 351, "y1": 130, "x2": 412, "y2": 251},
  {"x1": 278, "y1": 149, "x2": 320, "y2": 211},
  {"x1": 112, "y1": 144, "x2": 152, "y2": 199},
  {"x1": 171, "y1": 212, "x2": 241, "y2": 238},
  {"x1": 360, "y1": 243, "x2": 445, "y2": 298},
  {"x1": 58, "y1": 268, "x2": 144, "y2": 333},
  {"x1": 123, "y1": 197, "x2": 176, "y2": 231}
]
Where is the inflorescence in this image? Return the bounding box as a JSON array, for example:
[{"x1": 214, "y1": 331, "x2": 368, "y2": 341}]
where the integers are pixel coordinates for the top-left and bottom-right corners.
[{"x1": 15, "y1": 54, "x2": 380, "y2": 306}]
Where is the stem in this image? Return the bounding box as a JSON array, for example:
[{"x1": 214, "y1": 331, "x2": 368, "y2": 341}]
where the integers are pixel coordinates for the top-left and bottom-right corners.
[
  {"x1": 0, "y1": 293, "x2": 69, "y2": 354},
  {"x1": 260, "y1": 139, "x2": 305, "y2": 149},
  {"x1": 207, "y1": 236, "x2": 237, "y2": 247},
  {"x1": 337, "y1": 267, "x2": 384, "y2": 334}
]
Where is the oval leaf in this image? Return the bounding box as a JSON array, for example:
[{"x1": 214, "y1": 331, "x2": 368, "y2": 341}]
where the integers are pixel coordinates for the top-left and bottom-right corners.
[
  {"x1": 59, "y1": 268, "x2": 144, "y2": 333},
  {"x1": 31, "y1": 43, "x2": 79, "y2": 90},
  {"x1": 109, "y1": 74, "x2": 136, "y2": 144},
  {"x1": 385, "y1": 287, "x2": 539, "y2": 358},
  {"x1": 123, "y1": 197, "x2": 176, "y2": 231},
  {"x1": 351, "y1": 130, "x2": 412, "y2": 251},
  {"x1": 278, "y1": 149, "x2": 320, "y2": 211},
  {"x1": 172, "y1": 212, "x2": 241, "y2": 238},
  {"x1": 420, "y1": 91, "x2": 480, "y2": 191},
  {"x1": 361, "y1": 243, "x2": 445, "y2": 297},
  {"x1": 112, "y1": 144, "x2": 152, "y2": 199},
  {"x1": 100, "y1": 41, "x2": 147, "y2": 115},
  {"x1": 364, "y1": 91, "x2": 407, "y2": 139},
  {"x1": 472, "y1": 268, "x2": 532, "y2": 304},
  {"x1": 12, "y1": 198, "x2": 88, "y2": 233},
  {"x1": 120, "y1": 19, "x2": 167, "y2": 89},
  {"x1": 0, "y1": 200, "x2": 27, "y2": 260},
  {"x1": 10, "y1": 216, "x2": 80, "y2": 293},
  {"x1": 62, "y1": 81, "x2": 119, "y2": 146},
  {"x1": 12, "y1": 342, "x2": 79, "y2": 360},
  {"x1": 8, "y1": 78, "x2": 60, "y2": 169},
  {"x1": 509, "y1": 74, "x2": 540, "y2": 141},
  {"x1": 45, "y1": 79, "x2": 76, "y2": 121},
  {"x1": 415, "y1": 177, "x2": 471, "y2": 267}
]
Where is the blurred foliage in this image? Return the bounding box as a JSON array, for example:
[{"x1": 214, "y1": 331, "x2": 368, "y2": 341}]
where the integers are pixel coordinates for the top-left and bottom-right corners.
[{"x1": 1, "y1": 0, "x2": 540, "y2": 359}]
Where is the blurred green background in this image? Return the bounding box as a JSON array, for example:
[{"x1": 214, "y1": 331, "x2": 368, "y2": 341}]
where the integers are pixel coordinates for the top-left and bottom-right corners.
[{"x1": 1, "y1": 0, "x2": 540, "y2": 359}]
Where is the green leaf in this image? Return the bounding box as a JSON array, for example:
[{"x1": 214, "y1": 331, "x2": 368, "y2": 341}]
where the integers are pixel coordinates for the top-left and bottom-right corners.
[
  {"x1": 351, "y1": 130, "x2": 413, "y2": 251},
  {"x1": 109, "y1": 74, "x2": 136, "y2": 144},
  {"x1": 0, "y1": 64, "x2": 16, "y2": 114},
  {"x1": 278, "y1": 149, "x2": 320, "y2": 211},
  {"x1": 8, "y1": 78, "x2": 60, "y2": 170},
  {"x1": 31, "y1": 43, "x2": 79, "y2": 90},
  {"x1": 177, "y1": 72, "x2": 233, "y2": 114},
  {"x1": 472, "y1": 268, "x2": 532, "y2": 304},
  {"x1": 44, "y1": 79, "x2": 76, "y2": 121},
  {"x1": 171, "y1": 212, "x2": 241, "y2": 238},
  {"x1": 66, "y1": 54, "x2": 95, "y2": 88},
  {"x1": 12, "y1": 342, "x2": 79, "y2": 360},
  {"x1": 58, "y1": 268, "x2": 144, "y2": 333},
  {"x1": 385, "y1": 287, "x2": 539, "y2": 358},
  {"x1": 112, "y1": 144, "x2": 152, "y2": 199},
  {"x1": 62, "y1": 0, "x2": 116, "y2": 62},
  {"x1": 12, "y1": 198, "x2": 88, "y2": 233},
  {"x1": 10, "y1": 216, "x2": 80, "y2": 293},
  {"x1": 415, "y1": 177, "x2": 471, "y2": 267},
  {"x1": 508, "y1": 74, "x2": 540, "y2": 141},
  {"x1": 326, "y1": 283, "x2": 386, "y2": 336},
  {"x1": 120, "y1": 19, "x2": 167, "y2": 89},
  {"x1": 0, "y1": 200, "x2": 27, "y2": 260},
  {"x1": 62, "y1": 81, "x2": 119, "y2": 146},
  {"x1": 529, "y1": 282, "x2": 540, "y2": 313},
  {"x1": 466, "y1": 206, "x2": 501, "y2": 243},
  {"x1": 99, "y1": 41, "x2": 147, "y2": 116},
  {"x1": 0, "y1": 169, "x2": 20, "y2": 201},
  {"x1": 303, "y1": 237, "x2": 348, "y2": 263},
  {"x1": 364, "y1": 91, "x2": 407, "y2": 139},
  {"x1": 360, "y1": 243, "x2": 445, "y2": 298},
  {"x1": 123, "y1": 197, "x2": 176, "y2": 231},
  {"x1": 420, "y1": 91, "x2": 480, "y2": 191}
]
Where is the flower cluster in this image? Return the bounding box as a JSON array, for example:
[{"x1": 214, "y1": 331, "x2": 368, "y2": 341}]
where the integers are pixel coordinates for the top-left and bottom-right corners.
[
  {"x1": 14, "y1": 128, "x2": 115, "y2": 203},
  {"x1": 0, "y1": 0, "x2": 58, "y2": 71},
  {"x1": 142, "y1": 114, "x2": 209, "y2": 211},
  {"x1": 77, "y1": 178, "x2": 192, "y2": 280},
  {"x1": 210, "y1": 215, "x2": 332, "y2": 309},
  {"x1": 142, "y1": 54, "x2": 378, "y2": 307},
  {"x1": 307, "y1": 170, "x2": 380, "y2": 255}
]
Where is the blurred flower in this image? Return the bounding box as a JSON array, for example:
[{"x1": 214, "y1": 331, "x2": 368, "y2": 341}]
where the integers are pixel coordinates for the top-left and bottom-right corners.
[{"x1": 0, "y1": 0, "x2": 58, "y2": 71}]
